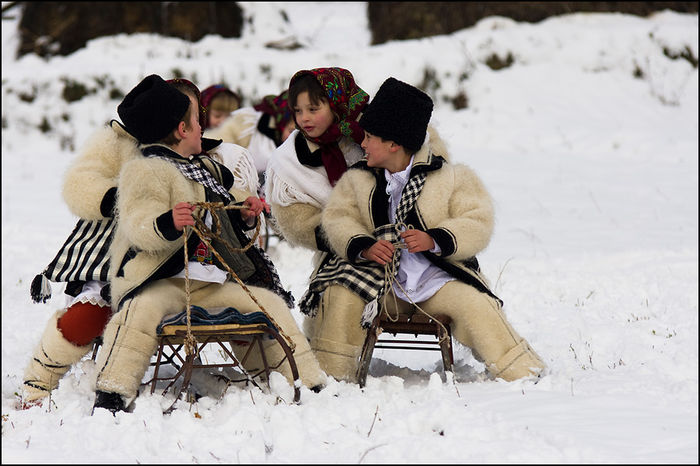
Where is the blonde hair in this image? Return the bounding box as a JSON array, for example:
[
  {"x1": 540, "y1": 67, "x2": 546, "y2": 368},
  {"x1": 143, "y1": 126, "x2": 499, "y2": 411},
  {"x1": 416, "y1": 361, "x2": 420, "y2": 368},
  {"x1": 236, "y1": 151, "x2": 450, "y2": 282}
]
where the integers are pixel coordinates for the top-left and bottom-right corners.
[{"x1": 210, "y1": 91, "x2": 240, "y2": 113}]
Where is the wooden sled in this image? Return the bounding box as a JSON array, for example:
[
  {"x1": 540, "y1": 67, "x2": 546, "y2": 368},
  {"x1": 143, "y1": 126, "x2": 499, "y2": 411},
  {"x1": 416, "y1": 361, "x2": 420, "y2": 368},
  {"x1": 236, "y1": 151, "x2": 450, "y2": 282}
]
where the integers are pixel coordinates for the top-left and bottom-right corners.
[
  {"x1": 146, "y1": 307, "x2": 301, "y2": 409},
  {"x1": 357, "y1": 308, "x2": 454, "y2": 388}
]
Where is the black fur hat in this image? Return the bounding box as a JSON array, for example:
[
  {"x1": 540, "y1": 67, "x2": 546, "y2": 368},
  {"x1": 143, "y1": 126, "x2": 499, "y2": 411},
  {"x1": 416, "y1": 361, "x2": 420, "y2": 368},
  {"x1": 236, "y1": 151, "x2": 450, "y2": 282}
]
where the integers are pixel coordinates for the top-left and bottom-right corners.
[
  {"x1": 117, "y1": 74, "x2": 190, "y2": 144},
  {"x1": 359, "y1": 77, "x2": 433, "y2": 153}
]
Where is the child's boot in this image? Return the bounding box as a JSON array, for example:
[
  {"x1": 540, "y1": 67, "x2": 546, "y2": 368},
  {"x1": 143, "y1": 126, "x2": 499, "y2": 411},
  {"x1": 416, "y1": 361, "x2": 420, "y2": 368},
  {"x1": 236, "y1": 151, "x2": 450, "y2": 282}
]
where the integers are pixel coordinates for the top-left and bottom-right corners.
[
  {"x1": 309, "y1": 285, "x2": 367, "y2": 383},
  {"x1": 488, "y1": 340, "x2": 546, "y2": 382}
]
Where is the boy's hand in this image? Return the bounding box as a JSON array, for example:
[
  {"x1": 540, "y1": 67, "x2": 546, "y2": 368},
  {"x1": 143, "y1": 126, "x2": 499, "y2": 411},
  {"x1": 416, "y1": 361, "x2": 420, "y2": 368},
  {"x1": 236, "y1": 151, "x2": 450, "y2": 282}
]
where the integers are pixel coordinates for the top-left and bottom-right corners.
[
  {"x1": 363, "y1": 239, "x2": 395, "y2": 265},
  {"x1": 259, "y1": 197, "x2": 271, "y2": 215},
  {"x1": 400, "y1": 229, "x2": 435, "y2": 253},
  {"x1": 240, "y1": 196, "x2": 267, "y2": 222},
  {"x1": 173, "y1": 202, "x2": 196, "y2": 231}
]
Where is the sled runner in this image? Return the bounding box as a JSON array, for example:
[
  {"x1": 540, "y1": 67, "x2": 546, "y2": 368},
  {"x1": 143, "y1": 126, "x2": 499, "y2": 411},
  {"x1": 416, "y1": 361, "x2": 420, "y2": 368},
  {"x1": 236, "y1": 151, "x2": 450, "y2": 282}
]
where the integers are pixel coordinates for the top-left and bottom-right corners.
[{"x1": 357, "y1": 308, "x2": 454, "y2": 388}]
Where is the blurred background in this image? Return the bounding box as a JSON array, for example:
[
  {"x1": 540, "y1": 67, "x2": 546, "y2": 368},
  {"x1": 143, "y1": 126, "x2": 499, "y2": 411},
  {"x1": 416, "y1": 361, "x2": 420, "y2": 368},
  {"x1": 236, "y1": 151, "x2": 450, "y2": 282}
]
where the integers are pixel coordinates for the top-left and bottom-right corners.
[{"x1": 4, "y1": 1, "x2": 697, "y2": 58}]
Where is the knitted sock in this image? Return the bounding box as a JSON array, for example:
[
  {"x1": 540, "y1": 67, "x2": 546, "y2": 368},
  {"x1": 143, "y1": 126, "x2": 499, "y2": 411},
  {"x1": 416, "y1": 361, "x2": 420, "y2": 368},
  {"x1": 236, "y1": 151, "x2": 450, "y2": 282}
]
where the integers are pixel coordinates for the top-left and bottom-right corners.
[{"x1": 57, "y1": 301, "x2": 111, "y2": 346}]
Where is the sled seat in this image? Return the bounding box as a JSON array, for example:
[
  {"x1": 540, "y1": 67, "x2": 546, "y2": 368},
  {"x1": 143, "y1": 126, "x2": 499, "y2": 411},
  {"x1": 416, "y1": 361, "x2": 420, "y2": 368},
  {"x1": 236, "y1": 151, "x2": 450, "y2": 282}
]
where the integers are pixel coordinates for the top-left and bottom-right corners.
[
  {"x1": 357, "y1": 307, "x2": 454, "y2": 388},
  {"x1": 146, "y1": 305, "x2": 301, "y2": 405}
]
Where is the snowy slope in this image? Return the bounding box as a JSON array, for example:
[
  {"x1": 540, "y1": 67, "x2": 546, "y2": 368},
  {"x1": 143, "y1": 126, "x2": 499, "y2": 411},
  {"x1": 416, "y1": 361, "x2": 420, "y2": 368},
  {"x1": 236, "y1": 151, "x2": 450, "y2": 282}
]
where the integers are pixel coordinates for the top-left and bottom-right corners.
[{"x1": 2, "y1": 3, "x2": 698, "y2": 463}]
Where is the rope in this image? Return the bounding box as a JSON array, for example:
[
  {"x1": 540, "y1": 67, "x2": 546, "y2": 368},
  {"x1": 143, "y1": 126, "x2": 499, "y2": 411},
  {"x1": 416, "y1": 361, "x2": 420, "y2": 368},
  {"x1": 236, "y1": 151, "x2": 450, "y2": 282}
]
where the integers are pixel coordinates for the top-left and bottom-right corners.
[
  {"x1": 180, "y1": 201, "x2": 295, "y2": 358},
  {"x1": 182, "y1": 226, "x2": 197, "y2": 356},
  {"x1": 376, "y1": 222, "x2": 450, "y2": 344}
]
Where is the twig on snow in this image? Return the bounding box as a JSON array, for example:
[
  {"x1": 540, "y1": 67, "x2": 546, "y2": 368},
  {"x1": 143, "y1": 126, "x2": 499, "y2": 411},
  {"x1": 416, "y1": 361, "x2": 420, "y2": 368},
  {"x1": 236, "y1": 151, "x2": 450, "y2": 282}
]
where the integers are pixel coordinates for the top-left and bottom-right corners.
[{"x1": 367, "y1": 405, "x2": 379, "y2": 437}]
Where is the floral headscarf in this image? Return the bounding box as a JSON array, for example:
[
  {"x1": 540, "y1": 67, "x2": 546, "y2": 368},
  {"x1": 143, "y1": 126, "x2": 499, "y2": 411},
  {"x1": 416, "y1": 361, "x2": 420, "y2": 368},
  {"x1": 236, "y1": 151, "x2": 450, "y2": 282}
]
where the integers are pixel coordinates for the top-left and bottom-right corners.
[
  {"x1": 200, "y1": 84, "x2": 242, "y2": 129},
  {"x1": 253, "y1": 89, "x2": 292, "y2": 145},
  {"x1": 289, "y1": 67, "x2": 369, "y2": 185}
]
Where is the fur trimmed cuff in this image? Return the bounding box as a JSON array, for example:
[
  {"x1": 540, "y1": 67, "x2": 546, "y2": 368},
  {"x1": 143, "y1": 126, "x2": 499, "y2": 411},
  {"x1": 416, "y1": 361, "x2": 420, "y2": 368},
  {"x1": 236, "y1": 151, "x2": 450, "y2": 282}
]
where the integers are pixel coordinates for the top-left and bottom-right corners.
[
  {"x1": 314, "y1": 225, "x2": 331, "y2": 252},
  {"x1": 427, "y1": 227, "x2": 455, "y2": 256},
  {"x1": 155, "y1": 211, "x2": 182, "y2": 241},
  {"x1": 347, "y1": 235, "x2": 377, "y2": 263},
  {"x1": 99, "y1": 187, "x2": 118, "y2": 218}
]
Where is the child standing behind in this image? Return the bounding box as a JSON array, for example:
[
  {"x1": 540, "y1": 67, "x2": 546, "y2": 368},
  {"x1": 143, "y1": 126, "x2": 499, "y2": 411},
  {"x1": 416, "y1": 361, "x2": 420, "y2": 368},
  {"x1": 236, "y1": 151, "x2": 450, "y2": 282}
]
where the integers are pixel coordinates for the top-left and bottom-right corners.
[
  {"x1": 319, "y1": 77, "x2": 547, "y2": 383},
  {"x1": 200, "y1": 84, "x2": 241, "y2": 130},
  {"x1": 205, "y1": 89, "x2": 295, "y2": 190}
]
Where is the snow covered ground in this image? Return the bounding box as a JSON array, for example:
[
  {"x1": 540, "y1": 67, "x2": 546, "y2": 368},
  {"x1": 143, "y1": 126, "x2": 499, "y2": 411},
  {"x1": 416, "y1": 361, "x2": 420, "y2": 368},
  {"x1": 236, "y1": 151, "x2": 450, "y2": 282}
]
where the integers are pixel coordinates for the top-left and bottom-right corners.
[{"x1": 2, "y1": 2, "x2": 698, "y2": 463}]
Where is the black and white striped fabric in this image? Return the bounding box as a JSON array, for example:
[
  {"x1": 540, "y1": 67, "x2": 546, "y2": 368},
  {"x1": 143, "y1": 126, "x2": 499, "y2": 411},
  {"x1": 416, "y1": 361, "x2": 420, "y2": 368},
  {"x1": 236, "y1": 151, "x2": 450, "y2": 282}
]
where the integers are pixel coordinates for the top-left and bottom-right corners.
[
  {"x1": 298, "y1": 171, "x2": 427, "y2": 319},
  {"x1": 30, "y1": 218, "x2": 114, "y2": 303}
]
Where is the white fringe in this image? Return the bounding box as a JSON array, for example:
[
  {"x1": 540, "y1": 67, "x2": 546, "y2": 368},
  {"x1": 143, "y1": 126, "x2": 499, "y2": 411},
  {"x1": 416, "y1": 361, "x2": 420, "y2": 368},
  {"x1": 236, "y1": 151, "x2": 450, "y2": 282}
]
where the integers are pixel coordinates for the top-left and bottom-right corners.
[
  {"x1": 210, "y1": 143, "x2": 259, "y2": 195},
  {"x1": 361, "y1": 298, "x2": 379, "y2": 329}
]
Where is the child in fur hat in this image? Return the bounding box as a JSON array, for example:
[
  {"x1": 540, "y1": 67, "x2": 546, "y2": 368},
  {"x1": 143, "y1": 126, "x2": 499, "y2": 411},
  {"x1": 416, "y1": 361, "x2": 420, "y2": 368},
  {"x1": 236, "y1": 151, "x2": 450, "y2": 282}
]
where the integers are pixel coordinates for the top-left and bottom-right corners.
[
  {"x1": 263, "y1": 68, "x2": 370, "y2": 376},
  {"x1": 92, "y1": 74, "x2": 326, "y2": 414},
  {"x1": 317, "y1": 77, "x2": 546, "y2": 383}
]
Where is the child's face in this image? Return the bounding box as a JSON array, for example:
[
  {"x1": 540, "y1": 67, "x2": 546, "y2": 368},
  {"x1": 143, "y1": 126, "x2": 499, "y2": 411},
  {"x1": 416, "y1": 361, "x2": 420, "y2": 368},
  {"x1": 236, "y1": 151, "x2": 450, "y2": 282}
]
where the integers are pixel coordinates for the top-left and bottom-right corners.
[
  {"x1": 362, "y1": 131, "x2": 407, "y2": 173},
  {"x1": 293, "y1": 91, "x2": 334, "y2": 139},
  {"x1": 208, "y1": 109, "x2": 230, "y2": 129},
  {"x1": 280, "y1": 120, "x2": 296, "y2": 142},
  {"x1": 182, "y1": 96, "x2": 202, "y2": 155}
]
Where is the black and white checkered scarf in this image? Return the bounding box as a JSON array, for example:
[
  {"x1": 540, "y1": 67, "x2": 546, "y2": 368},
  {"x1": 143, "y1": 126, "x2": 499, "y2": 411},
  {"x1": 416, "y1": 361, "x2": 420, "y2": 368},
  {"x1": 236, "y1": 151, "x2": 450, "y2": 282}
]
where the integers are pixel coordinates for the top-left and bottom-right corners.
[
  {"x1": 147, "y1": 152, "x2": 233, "y2": 201},
  {"x1": 299, "y1": 171, "x2": 427, "y2": 323}
]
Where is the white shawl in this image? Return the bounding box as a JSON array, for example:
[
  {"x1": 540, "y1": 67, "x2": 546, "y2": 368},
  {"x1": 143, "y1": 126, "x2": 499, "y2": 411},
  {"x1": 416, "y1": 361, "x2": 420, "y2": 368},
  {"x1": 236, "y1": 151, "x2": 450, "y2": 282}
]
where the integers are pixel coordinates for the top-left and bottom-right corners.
[
  {"x1": 209, "y1": 142, "x2": 259, "y2": 195},
  {"x1": 265, "y1": 129, "x2": 364, "y2": 208}
]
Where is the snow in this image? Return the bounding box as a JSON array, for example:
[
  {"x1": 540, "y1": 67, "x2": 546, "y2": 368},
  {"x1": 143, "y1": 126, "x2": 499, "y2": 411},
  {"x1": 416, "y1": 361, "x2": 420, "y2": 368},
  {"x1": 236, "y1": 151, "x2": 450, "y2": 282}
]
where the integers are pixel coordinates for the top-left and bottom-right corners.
[{"x1": 2, "y1": 2, "x2": 698, "y2": 463}]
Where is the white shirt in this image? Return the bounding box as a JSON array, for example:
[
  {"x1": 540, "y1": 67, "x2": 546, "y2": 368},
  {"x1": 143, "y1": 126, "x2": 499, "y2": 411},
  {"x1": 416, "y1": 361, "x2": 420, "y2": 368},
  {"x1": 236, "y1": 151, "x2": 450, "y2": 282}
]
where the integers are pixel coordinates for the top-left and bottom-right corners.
[{"x1": 385, "y1": 157, "x2": 454, "y2": 303}]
